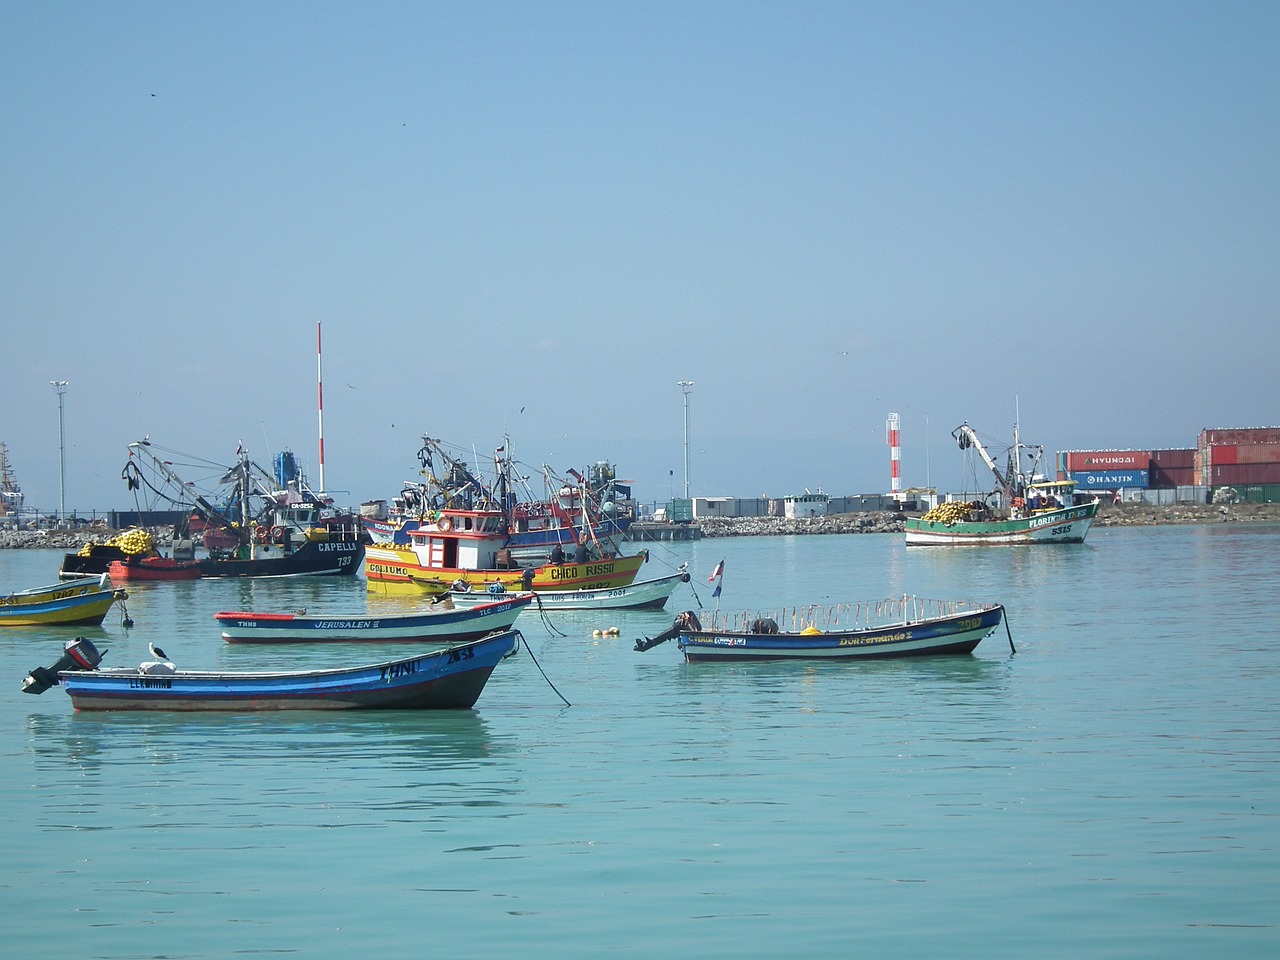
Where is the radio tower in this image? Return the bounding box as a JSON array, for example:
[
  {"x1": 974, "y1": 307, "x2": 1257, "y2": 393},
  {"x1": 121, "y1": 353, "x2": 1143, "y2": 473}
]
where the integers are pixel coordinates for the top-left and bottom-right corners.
[{"x1": 886, "y1": 413, "x2": 901, "y2": 500}]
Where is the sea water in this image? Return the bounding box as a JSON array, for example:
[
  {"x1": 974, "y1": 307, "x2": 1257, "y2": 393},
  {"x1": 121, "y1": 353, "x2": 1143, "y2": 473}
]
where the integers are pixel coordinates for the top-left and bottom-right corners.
[{"x1": 0, "y1": 526, "x2": 1276, "y2": 959}]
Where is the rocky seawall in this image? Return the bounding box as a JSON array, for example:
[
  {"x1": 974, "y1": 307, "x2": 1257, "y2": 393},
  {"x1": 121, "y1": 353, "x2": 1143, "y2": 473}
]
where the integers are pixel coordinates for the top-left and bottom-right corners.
[
  {"x1": 697, "y1": 502, "x2": 1280, "y2": 538},
  {"x1": 0, "y1": 527, "x2": 176, "y2": 551},
  {"x1": 2, "y1": 503, "x2": 1278, "y2": 551}
]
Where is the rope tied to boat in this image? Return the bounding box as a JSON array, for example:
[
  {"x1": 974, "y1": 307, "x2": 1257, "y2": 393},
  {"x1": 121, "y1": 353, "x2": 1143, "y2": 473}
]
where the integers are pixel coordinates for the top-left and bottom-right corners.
[
  {"x1": 998, "y1": 604, "x2": 1016, "y2": 654},
  {"x1": 517, "y1": 630, "x2": 571, "y2": 707}
]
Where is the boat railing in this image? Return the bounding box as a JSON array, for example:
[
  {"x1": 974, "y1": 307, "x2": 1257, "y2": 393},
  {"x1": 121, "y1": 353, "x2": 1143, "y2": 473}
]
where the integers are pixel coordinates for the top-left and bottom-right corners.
[{"x1": 701, "y1": 595, "x2": 994, "y2": 634}]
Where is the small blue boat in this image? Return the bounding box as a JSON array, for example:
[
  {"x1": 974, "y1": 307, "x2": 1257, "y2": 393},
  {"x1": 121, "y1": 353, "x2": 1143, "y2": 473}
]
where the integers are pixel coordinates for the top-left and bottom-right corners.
[
  {"x1": 635, "y1": 597, "x2": 1008, "y2": 661},
  {"x1": 21, "y1": 631, "x2": 520, "y2": 711}
]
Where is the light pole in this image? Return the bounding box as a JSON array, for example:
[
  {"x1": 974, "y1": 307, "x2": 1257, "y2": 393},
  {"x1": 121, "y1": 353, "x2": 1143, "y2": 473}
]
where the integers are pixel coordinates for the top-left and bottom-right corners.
[
  {"x1": 50, "y1": 380, "x2": 68, "y2": 522},
  {"x1": 677, "y1": 380, "x2": 694, "y2": 499}
]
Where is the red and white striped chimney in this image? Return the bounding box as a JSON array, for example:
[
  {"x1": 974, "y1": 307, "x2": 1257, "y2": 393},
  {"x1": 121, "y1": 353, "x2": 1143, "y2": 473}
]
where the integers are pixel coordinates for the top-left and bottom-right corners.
[{"x1": 886, "y1": 413, "x2": 901, "y2": 497}]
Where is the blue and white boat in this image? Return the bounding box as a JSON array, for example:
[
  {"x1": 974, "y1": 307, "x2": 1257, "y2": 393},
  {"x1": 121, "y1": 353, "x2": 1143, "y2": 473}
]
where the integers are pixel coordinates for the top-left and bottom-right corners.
[
  {"x1": 635, "y1": 597, "x2": 1007, "y2": 661},
  {"x1": 21, "y1": 631, "x2": 520, "y2": 711},
  {"x1": 214, "y1": 593, "x2": 532, "y2": 643}
]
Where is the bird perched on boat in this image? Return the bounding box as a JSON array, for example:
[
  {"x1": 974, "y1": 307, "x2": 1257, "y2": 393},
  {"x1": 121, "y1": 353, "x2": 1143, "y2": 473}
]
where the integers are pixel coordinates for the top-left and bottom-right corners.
[{"x1": 140, "y1": 641, "x2": 176, "y2": 675}]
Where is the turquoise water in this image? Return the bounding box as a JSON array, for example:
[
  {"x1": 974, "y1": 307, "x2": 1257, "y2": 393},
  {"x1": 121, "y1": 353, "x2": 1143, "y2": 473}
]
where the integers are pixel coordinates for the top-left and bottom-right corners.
[{"x1": 1, "y1": 527, "x2": 1277, "y2": 958}]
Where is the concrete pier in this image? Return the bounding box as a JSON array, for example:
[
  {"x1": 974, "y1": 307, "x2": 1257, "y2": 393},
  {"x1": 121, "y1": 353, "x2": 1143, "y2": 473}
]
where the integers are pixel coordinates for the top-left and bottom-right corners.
[{"x1": 624, "y1": 522, "x2": 703, "y2": 542}]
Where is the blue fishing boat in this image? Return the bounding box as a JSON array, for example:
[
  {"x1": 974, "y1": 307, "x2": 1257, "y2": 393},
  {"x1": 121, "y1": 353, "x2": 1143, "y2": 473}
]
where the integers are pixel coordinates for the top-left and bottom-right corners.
[
  {"x1": 635, "y1": 597, "x2": 1008, "y2": 661},
  {"x1": 21, "y1": 631, "x2": 519, "y2": 710},
  {"x1": 214, "y1": 593, "x2": 532, "y2": 643}
]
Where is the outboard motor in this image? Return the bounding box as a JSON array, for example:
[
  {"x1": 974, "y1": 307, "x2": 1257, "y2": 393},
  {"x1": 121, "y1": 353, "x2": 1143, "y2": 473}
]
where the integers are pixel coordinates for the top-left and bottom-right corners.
[
  {"x1": 22, "y1": 638, "x2": 106, "y2": 695},
  {"x1": 635, "y1": 611, "x2": 702, "y2": 652}
]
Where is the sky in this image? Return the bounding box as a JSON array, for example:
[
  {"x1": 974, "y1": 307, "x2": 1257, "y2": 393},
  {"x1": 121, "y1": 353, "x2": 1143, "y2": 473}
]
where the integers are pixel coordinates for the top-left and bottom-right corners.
[{"x1": 3, "y1": 1, "x2": 1278, "y2": 514}]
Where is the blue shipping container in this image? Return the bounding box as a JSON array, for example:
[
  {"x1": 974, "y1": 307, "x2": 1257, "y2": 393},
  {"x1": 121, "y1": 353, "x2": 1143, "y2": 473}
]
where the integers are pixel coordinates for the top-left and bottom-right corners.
[{"x1": 1068, "y1": 470, "x2": 1150, "y2": 489}]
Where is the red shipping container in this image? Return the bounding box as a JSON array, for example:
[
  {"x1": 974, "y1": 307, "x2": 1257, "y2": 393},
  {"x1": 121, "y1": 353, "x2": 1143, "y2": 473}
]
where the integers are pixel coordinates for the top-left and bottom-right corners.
[
  {"x1": 1237, "y1": 443, "x2": 1280, "y2": 465},
  {"x1": 1149, "y1": 466, "x2": 1196, "y2": 488},
  {"x1": 1211, "y1": 463, "x2": 1280, "y2": 485},
  {"x1": 1210, "y1": 444, "x2": 1238, "y2": 465},
  {"x1": 1063, "y1": 450, "x2": 1152, "y2": 472},
  {"x1": 1200, "y1": 427, "x2": 1280, "y2": 446},
  {"x1": 1150, "y1": 448, "x2": 1195, "y2": 469}
]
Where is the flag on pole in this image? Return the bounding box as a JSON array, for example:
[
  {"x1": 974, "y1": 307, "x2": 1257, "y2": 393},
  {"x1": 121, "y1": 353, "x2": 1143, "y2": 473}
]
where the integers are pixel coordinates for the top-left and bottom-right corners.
[{"x1": 708, "y1": 559, "x2": 725, "y2": 598}]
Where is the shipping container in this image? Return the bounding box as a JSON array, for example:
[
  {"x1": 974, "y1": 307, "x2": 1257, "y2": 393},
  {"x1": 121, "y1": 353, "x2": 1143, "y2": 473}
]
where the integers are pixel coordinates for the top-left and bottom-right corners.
[
  {"x1": 1062, "y1": 450, "x2": 1152, "y2": 473},
  {"x1": 1199, "y1": 427, "x2": 1280, "y2": 446},
  {"x1": 1149, "y1": 465, "x2": 1196, "y2": 488},
  {"x1": 1240, "y1": 484, "x2": 1280, "y2": 503},
  {"x1": 1068, "y1": 470, "x2": 1150, "y2": 490},
  {"x1": 1150, "y1": 448, "x2": 1195, "y2": 469},
  {"x1": 666, "y1": 499, "x2": 694, "y2": 523},
  {"x1": 1210, "y1": 464, "x2": 1280, "y2": 486},
  {"x1": 1209, "y1": 443, "x2": 1280, "y2": 466}
]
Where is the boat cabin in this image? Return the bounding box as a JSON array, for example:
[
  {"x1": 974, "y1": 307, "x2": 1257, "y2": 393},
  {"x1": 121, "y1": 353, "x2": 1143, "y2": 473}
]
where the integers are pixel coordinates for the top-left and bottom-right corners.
[
  {"x1": 406, "y1": 508, "x2": 519, "y2": 571},
  {"x1": 1023, "y1": 479, "x2": 1092, "y2": 513}
]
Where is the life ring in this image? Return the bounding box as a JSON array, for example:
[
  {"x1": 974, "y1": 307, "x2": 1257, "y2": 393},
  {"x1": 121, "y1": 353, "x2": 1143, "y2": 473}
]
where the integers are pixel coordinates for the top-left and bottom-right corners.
[
  {"x1": 271, "y1": 525, "x2": 286, "y2": 542},
  {"x1": 437, "y1": 516, "x2": 453, "y2": 532},
  {"x1": 254, "y1": 525, "x2": 269, "y2": 542}
]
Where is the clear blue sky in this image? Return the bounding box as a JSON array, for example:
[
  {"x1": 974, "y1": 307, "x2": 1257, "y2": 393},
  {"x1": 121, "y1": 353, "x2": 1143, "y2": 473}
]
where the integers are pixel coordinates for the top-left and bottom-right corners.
[{"x1": 3, "y1": 1, "x2": 1277, "y2": 512}]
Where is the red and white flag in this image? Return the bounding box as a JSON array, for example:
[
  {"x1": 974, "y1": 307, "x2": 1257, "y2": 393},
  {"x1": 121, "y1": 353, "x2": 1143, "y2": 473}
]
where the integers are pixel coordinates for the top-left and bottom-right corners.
[{"x1": 707, "y1": 560, "x2": 724, "y2": 583}]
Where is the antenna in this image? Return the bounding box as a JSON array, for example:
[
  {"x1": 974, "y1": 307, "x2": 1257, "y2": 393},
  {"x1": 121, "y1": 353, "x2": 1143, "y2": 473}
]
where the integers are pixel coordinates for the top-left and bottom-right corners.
[{"x1": 316, "y1": 323, "x2": 326, "y2": 496}]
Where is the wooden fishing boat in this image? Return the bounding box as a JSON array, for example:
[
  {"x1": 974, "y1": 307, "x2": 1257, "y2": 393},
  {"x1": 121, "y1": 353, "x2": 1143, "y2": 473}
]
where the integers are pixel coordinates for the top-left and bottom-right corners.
[
  {"x1": 635, "y1": 596, "x2": 1008, "y2": 661},
  {"x1": 120, "y1": 439, "x2": 365, "y2": 578},
  {"x1": 108, "y1": 556, "x2": 203, "y2": 581},
  {"x1": 365, "y1": 498, "x2": 648, "y2": 598},
  {"x1": 0, "y1": 586, "x2": 126, "y2": 627},
  {"x1": 362, "y1": 436, "x2": 633, "y2": 562},
  {"x1": 60, "y1": 527, "x2": 165, "y2": 578},
  {"x1": 448, "y1": 566, "x2": 691, "y2": 611},
  {"x1": 214, "y1": 592, "x2": 533, "y2": 643},
  {"x1": 21, "y1": 631, "x2": 520, "y2": 710},
  {"x1": 2, "y1": 574, "x2": 110, "y2": 606},
  {"x1": 904, "y1": 421, "x2": 1099, "y2": 546}
]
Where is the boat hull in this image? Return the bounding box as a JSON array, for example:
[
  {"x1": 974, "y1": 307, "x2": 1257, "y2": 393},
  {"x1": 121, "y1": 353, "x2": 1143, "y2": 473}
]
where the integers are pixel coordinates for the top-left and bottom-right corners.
[
  {"x1": 60, "y1": 546, "x2": 130, "y2": 578},
  {"x1": 3, "y1": 575, "x2": 110, "y2": 606},
  {"x1": 108, "y1": 558, "x2": 203, "y2": 581},
  {"x1": 450, "y1": 570, "x2": 690, "y2": 611},
  {"x1": 904, "y1": 502, "x2": 1099, "y2": 546},
  {"x1": 676, "y1": 605, "x2": 1004, "y2": 662},
  {"x1": 198, "y1": 538, "x2": 365, "y2": 578},
  {"x1": 56, "y1": 630, "x2": 519, "y2": 710},
  {"x1": 365, "y1": 547, "x2": 648, "y2": 597},
  {"x1": 0, "y1": 589, "x2": 123, "y2": 627},
  {"x1": 215, "y1": 594, "x2": 532, "y2": 643}
]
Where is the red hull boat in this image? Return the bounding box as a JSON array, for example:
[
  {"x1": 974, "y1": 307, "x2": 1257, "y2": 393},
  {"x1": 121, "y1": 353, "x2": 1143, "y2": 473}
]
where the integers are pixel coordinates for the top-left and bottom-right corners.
[{"x1": 108, "y1": 557, "x2": 203, "y2": 581}]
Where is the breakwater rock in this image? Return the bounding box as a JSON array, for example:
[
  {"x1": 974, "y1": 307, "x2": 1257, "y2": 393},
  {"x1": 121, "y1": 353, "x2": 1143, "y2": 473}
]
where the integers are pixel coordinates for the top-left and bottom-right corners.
[
  {"x1": 1094, "y1": 502, "x2": 1280, "y2": 526},
  {"x1": 0, "y1": 528, "x2": 175, "y2": 551},
  {"x1": 698, "y1": 513, "x2": 904, "y2": 537}
]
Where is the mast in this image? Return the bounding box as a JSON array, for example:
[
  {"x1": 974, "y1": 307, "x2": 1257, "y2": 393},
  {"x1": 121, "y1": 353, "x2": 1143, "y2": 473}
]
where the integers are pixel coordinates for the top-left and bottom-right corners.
[
  {"x1": 125, "y1": 441, "x2": 240, "y2": 536},
  {"x1": 316, "y1": 322, "x2": 326, "y2": 497}
]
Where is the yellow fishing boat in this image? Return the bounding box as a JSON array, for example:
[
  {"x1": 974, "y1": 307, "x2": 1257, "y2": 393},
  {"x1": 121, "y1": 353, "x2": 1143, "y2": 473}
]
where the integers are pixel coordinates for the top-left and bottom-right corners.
[
  {"x1": 365, "y1": 503, "x2": 648, "y2": 597},
  {"x1": 2, "y1": 574, "x2": 111, "y2": 607},
  {"x1": 0, "y1": 584, "x2": 125, "y2": 626}
]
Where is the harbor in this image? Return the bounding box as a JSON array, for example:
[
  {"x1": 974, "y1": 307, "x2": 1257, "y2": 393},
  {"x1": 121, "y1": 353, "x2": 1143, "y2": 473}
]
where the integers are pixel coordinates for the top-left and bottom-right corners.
[{"x1": 5, "y1": 521, "x2": 1278, "y2": 958}]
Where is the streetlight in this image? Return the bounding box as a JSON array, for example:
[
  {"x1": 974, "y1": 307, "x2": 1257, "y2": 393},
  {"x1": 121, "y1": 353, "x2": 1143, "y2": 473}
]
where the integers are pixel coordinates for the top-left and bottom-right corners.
[
  {"x1": 50, "y1": 380, "x2": 68, "y2": 522},
  {"x1": 677, "y1": 380, "x2": 694, "y2": 499}
]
